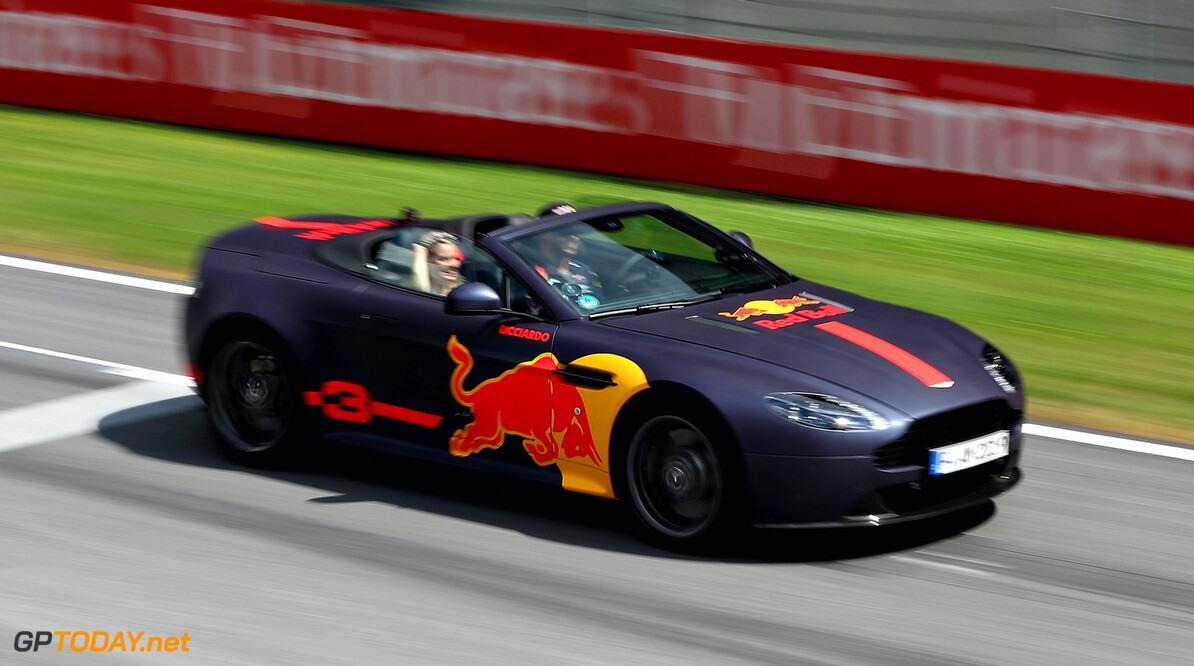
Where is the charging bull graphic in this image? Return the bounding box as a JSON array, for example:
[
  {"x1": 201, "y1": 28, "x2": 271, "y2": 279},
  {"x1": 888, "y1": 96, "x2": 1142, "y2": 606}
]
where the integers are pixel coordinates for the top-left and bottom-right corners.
[
  {"x1": 446, "y1": 336, "x2": 650, "y2": 496},
  {"x1": 719, "y1": 295, "x2": 820, "y2": 321},
  {"x1": 448, "y1": 335, "x2": 602, "y2": 466}
]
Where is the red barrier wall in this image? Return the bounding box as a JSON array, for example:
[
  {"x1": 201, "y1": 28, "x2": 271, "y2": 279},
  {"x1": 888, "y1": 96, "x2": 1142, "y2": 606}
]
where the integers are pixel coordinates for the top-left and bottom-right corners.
[{"x1": 3, "y1": 0, "x2": 1194, "y2": 245}]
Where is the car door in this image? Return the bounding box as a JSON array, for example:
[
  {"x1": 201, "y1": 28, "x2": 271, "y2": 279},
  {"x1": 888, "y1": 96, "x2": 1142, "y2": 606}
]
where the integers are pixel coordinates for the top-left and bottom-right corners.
[{"x1": 313, "y1": 237, "x2": 564, "y2": 480}]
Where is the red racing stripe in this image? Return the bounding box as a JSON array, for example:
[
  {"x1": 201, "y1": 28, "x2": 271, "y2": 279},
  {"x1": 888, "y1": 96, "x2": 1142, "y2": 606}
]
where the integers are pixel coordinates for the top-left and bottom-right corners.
[
  {"x1": 371, "y1": 402, "x2": 444, "y2": 428},
  {"x1": 255, "y1": 216, "x2": 347, "y2": 231},
  {"x1": 814, "y1": 321, "x2": 954, "y2": 388}
]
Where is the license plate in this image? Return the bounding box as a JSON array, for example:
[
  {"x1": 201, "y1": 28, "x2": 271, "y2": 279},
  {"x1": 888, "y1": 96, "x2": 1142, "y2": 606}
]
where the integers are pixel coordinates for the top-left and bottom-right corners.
[{"x1": 929, "y1": 430, "x2": 1010, "y2": 475}]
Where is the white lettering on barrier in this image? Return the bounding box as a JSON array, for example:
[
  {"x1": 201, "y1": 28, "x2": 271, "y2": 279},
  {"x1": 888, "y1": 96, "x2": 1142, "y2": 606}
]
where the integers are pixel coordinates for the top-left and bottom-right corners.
[
  {"x1": 1, "y1": 6, "x2": 1192, "y2": 202},
  {"x1": 631, "y1": 57, "x2": 1194, "y2": 201},
  {"x1": 132, "y1": 6, "x2": 247, "y2": 88},
  {"x1": 131, "y1": 7, "x2": 641, "y2": 131},
  {"x1": 0, "y1": 12, "x2": 154, "y2": 79},
  {"x1": 633, "y1": 51, "x2": 760, "y2": 144}
]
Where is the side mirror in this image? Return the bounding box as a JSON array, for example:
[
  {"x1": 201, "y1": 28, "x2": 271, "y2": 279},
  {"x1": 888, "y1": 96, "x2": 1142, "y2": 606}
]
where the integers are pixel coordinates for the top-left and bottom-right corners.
[
  {"x1": 729, "y1": 231, "x2": 753, "y2": 249},
  {"x1": 445, "y1": 282, "x2": 502, "y2": 315}
]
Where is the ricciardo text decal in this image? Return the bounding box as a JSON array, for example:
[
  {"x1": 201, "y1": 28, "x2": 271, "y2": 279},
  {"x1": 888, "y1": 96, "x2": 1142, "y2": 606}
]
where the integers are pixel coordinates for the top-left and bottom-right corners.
[{"x1": 498, "y1": 325, "x2": 551, "y2": 342}]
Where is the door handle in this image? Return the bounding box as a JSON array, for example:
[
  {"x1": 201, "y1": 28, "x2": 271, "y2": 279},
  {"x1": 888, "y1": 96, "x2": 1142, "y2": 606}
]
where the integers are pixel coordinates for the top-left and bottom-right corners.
[{"x1": 359, "y1": 313, "x2": 399, "y2": 326}]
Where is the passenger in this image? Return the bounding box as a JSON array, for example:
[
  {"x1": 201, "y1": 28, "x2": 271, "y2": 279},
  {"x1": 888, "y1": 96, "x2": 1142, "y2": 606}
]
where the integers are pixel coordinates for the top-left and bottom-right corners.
[{"x1": 412, "y1": 231, "x2": 465, "y2": 296}]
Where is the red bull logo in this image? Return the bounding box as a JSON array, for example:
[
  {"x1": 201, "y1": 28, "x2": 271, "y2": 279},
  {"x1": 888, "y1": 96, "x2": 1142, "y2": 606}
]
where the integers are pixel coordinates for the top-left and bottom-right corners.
[
  {"x1": 719, "y1": 295, "x2": 820, "y2": 321},
  {"x1": 446, "y1": 336, "x2": 650, "y2": 498},
  {"x1": 447, "y1": 336, "x2": 602, "y2": 466}
]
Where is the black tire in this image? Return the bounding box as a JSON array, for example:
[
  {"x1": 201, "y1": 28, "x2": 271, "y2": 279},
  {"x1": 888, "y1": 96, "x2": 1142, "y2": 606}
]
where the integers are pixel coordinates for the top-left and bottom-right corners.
[
  {"x1": 206, "y1": 337, "x2": 307, "y2": 467},
  {"x1": 625, "y1": 414, "x2": 736, "y2": 547}
]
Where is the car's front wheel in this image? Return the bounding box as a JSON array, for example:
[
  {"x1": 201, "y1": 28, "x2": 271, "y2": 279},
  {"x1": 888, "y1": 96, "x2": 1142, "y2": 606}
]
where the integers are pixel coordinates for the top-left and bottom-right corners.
[
  {"x1": 625, "y1": 414, "x2": 734, "y2": 546},
  {"x1": 206, "y1": 337, "x2": 306, "y2": 466}
]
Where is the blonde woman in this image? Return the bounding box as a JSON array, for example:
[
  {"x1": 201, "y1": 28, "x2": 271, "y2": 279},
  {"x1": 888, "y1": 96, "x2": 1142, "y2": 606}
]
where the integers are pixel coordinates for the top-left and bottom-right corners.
[{"x1": 411, "y1": 231, "x2": 465, "y2": 295}]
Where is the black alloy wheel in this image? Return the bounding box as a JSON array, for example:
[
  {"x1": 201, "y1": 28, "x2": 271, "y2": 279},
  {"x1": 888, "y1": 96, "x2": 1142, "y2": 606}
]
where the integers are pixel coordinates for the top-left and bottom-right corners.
[
  {"x1": 206, "y1": 339, "x2": 303, "y2": 465},
  {"x1": 626, "y1": 415, "x2": 727, "y2": 543}
]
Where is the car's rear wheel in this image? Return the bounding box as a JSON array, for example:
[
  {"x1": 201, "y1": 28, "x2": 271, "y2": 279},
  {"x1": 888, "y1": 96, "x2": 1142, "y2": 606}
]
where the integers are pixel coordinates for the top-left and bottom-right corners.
[
  {"x1": 206, "y1": 338, "x2": 305, "y2": 466},
  {"x1": 626, "y1": 414, "x2": 731, "y2": 546}
]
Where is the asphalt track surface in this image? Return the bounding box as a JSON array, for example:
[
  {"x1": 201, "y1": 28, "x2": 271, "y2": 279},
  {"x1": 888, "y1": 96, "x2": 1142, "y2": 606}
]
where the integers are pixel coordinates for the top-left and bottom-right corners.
[{"x1": 2, "y1": 256, "x2": 1193, "y2": 665}]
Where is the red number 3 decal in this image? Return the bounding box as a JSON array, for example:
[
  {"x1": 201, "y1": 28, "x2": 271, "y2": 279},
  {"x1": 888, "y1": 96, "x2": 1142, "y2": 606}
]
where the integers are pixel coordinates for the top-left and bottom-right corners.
[
  {"x1": 317, "y1": 381, "x2": 373, "y2": 423},
  {"x1": 304, "y1": 381, "x2": 443, "y2": 429}
]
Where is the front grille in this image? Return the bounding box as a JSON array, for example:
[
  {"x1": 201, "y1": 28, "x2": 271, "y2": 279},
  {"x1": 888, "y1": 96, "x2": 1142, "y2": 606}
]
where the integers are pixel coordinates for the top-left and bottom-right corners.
[
  {"x1": 876, "y1": 461, "x2": 1014, "y2": 513},
  {"x1": 874, "y1": 400, "x2": 1021, "y2": 469}
]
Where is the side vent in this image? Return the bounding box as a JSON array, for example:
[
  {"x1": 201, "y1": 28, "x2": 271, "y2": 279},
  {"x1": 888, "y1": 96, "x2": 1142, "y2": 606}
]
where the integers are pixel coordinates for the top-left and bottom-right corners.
[{"x1": 553, "y1": 366, "x2": 617, "y2": 389}]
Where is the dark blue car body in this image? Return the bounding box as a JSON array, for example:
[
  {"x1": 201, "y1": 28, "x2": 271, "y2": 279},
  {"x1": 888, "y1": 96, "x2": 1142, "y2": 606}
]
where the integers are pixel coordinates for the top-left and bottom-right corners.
[{"x1": 185, "y1": 201, "x2": 1023, "y2": 544}]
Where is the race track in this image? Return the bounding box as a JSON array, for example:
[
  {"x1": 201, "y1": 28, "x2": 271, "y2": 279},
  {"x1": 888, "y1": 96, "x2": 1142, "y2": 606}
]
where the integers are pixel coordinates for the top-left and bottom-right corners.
[{"x1": 2, "y1": 257, "x2": 1192, "y2": 665}]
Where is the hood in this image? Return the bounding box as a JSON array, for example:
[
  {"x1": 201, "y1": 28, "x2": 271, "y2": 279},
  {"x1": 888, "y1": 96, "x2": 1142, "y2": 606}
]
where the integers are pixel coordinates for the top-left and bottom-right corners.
[{"x1": 598, "y1": 282, "x2": 1009, "y2": 418}]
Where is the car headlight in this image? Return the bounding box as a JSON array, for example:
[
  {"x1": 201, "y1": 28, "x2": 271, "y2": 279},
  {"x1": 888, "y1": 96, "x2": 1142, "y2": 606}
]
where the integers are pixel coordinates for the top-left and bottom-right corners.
[
  {"x1": 764, "y1": 393, "x2": 890, "y2": 431},
  {"x1": 982, "y1": 344, "x2": 1020, "y2": 394}
]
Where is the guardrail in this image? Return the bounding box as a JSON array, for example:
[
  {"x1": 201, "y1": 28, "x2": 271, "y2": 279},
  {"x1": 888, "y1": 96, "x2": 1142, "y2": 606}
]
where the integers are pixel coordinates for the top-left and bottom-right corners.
[{"x1": 2, "y1": 0, "x2": 1192, "y2": 245}]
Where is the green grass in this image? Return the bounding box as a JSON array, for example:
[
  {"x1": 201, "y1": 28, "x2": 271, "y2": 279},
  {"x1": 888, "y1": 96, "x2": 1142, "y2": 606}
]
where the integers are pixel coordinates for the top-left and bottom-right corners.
[{"x1": 4, "y1": 104, "x2": 1193, "y2": 443}]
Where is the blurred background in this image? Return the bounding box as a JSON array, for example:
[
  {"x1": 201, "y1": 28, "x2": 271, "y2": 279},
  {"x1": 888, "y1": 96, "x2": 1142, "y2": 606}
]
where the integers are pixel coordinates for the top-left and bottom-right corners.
[{"x1": 334, "y1": 0, "x2": 1194, "y2": 84}]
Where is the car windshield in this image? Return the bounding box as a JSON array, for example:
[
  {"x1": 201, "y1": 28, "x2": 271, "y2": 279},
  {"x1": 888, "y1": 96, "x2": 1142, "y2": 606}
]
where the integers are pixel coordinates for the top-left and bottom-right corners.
[{"x1": 504, "y1": 209, "x2": 792, "y2": 317}]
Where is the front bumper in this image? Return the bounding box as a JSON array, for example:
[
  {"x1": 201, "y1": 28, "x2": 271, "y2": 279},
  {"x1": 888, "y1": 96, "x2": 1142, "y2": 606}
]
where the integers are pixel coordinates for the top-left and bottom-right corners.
[{"x1": 743, "y1": 449, "x2": 1021, "y2": 528}]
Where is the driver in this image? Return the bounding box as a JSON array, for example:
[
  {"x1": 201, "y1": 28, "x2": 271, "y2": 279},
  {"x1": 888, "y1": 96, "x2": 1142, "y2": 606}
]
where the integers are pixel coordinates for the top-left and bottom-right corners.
[{"x1": 531, "y1": 204, "x2": 603, "y2": 302}]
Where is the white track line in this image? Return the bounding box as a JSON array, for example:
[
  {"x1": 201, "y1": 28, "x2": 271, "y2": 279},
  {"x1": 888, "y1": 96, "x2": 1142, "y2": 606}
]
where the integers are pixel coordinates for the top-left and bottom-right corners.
[
  {"x1": 0, "y1": 340, "x2": 194, "y2": 386},
  {"x1": 2, "y1": 254, "x2": 1193, "y2": 460},
  {"x1": 0, "y1": 254, "x2": 195, "y2": 295},
  {"x1": 1022, "y1": 423, "x2": 1194, "y2": 461},
  {"x1": 0, "y1": 381, "x2": 195, "y2": 453}
]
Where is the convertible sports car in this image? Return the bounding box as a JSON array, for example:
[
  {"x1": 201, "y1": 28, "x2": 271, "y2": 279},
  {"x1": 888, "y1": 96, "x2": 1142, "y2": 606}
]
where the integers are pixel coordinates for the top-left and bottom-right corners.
[{"x1": 184, "y1": 201, "x2": 1023, "y2": 545}]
